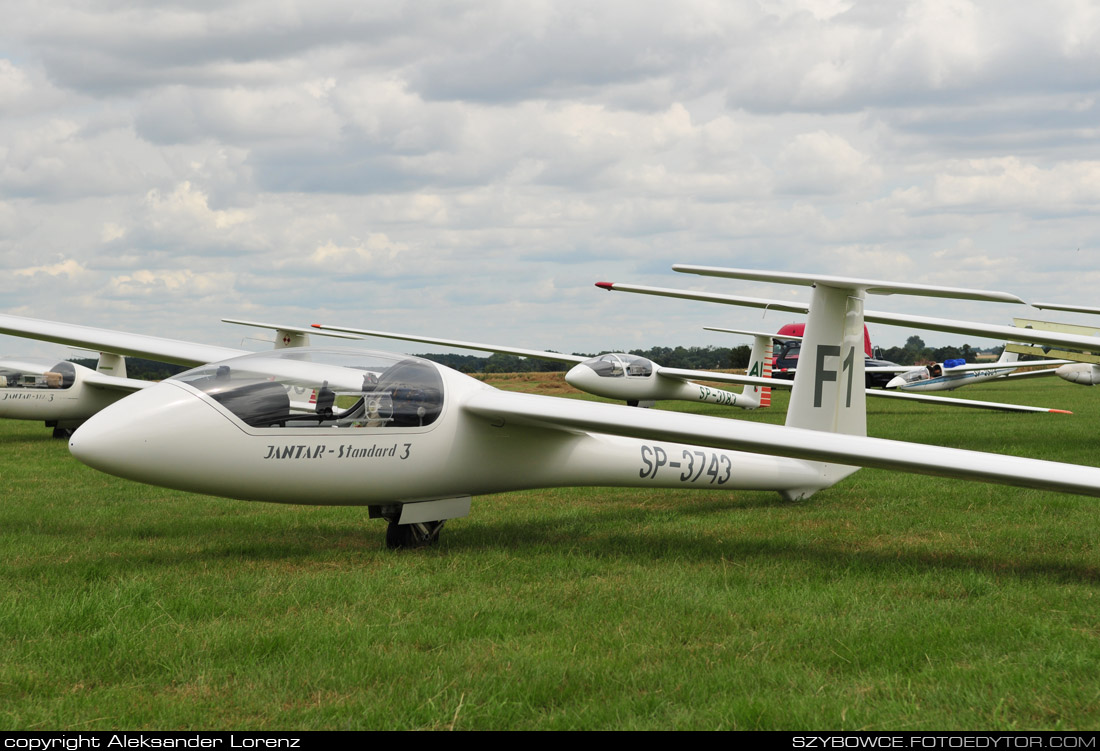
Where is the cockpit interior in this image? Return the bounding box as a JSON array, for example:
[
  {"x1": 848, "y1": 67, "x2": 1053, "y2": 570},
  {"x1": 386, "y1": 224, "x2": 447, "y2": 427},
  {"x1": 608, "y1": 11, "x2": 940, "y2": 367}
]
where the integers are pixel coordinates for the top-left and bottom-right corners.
[
  {"x1": 171, "y1": 349, "x2": 445, "y2": 430},
  {"x1": 579, "y1": 353, "x2": 654, "y2": 378},
  {"x1": 0, "y1": 361, "x2": 75, "y2": 389}
]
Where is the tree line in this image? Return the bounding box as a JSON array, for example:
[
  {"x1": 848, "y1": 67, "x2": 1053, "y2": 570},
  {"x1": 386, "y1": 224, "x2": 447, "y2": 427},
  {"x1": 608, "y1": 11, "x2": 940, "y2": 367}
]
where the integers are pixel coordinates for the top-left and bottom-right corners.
[{"x1": 876, "y1": 336, "x2": 999, "y2": 366}]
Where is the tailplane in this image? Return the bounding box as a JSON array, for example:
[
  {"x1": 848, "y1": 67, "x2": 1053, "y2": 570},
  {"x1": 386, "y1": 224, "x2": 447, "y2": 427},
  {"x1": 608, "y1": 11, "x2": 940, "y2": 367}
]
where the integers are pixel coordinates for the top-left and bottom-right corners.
[
  {"x1": 701, "y1": 327, "x2": 777, "y2": 409},
  {"x1": 675, "y1": 267, "x2": 1029, "y2": 500}
]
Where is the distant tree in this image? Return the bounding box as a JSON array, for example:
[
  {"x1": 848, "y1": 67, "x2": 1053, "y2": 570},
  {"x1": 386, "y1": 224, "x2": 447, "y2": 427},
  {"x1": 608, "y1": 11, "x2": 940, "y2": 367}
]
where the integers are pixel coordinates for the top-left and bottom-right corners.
[
  {"x1": 729, "y1": 345, "x2": 751, "y2": 370},
  {"x1": 483, "y1": 354, "x2": 528, "y2": 373},
  {"x1": 416, "y1": 353, "x2": 491, "y2": 373},
  {"x1": 903, "y1": 335, "x2": 929, "y2": 362},
  {"x1": 69, "y1": 357, "x2": 186, "y2": 381},
  {"x1": 931, "y1": 346, "x2": 963, "y2": 362},
  {"x1": 880, "y1": 345, "x2": 909, "y2": 364}
]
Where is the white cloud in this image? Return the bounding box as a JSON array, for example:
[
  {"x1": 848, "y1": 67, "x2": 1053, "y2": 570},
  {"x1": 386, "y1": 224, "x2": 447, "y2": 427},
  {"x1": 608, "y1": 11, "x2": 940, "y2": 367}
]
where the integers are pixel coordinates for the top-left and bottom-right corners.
[
  {"x1": 776, "y1": 130, "x2": 882, "y2": 194},
  {"x1": 107, "y1": 269, "x2": 236, "y2": 300},
  {"x1": 930, "y1": 157, "x2": 1100, "y2": 210},
  {"x1": 101, "y1": 222, "x2": 127, "y2": 243},
  {"x1": 144, "y1": 181, "x2": 251, "y2": 231},
  {"x1": 0, "y1": 0, "x2": 1099, "y2": 355},
  {"x1": 13, "y1": 258, "x2": 87, "y2": 278}
]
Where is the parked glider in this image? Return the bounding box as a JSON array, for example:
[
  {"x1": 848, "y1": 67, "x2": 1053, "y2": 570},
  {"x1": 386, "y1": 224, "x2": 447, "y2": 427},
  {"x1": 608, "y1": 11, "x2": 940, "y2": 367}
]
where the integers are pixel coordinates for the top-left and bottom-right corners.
[
  {"x1": 304, "y1": 322, "x2": 775, "y2": 410},
  {"x1": 306, "y1": 322, "x2": 1060, "y2": 415},
  {"x1": 878, "y1": 349, "x2": 1072, "y2": 392},
  {"x1": 597, "y1": 273, "x2": 1095, "y2": 398},
  {"x1": 0, "y1": 355, "x2": 149, "y2": 437},
  {"x1": 1004, "y1": 317, "x2": 1100, "y2": 386},
  {"x1": 699, "y1": 328, "x2": 1069, "y2": 414},
  {"x1": 38, "y1": 272, "x2": 1100, "y2": 551},
  {"x1": 0, "y1": 315, "x2": 357, "y2": 435}
]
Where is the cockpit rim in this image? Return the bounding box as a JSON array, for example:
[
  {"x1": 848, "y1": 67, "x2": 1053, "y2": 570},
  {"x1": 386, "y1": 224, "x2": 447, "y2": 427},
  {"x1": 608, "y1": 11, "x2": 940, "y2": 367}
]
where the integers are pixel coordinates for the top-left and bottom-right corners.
[{"x1": 166, "y1": 347, "x2": 449, "y2": 436}]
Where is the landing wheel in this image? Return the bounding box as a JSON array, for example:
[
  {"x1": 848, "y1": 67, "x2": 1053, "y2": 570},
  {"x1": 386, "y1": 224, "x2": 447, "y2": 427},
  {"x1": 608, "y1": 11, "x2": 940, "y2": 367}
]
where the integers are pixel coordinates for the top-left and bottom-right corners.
[
  {"x1": 385, "y1": 520, "x2": 445, "y2": 550},
  {"x1": 51, "y1": 427, "x2": 73, "y2": 440}
]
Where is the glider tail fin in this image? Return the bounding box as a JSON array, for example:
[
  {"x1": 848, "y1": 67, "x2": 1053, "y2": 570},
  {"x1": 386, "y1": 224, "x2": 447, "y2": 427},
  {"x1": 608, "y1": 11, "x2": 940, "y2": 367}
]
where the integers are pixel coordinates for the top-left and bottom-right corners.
[
  {"x1": 781, "y1": 283, "x2": 867, "y2": 498},
  {"x1": 96, "y1": 352, "x2": 127, "y2": 379},
  {"x1": 745, "y1": 333, "x2": 773, "y2": 408},
  {"x1": 997, "y1": 347, "x2": 1019, "y2": 365}
]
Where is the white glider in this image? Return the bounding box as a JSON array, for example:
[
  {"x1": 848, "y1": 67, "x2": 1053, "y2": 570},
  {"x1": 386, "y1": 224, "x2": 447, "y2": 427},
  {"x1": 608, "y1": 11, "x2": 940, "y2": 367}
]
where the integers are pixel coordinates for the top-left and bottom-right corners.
[
  {"x1": 40, "y1": 271, "x2": 1100, "y2": 550},
  {"x1": 878, "y1": 349, "x2": 1072, "y2": 392},
  {"x1": 0, "y1": 315, "x2": 357, "y2": 435},
  {"x1": 596, "y1": 276, "x2": 1091, "y2": 401},
  {"x1": 701, "y1": 329, "x2": 1071, "y2": 414}
]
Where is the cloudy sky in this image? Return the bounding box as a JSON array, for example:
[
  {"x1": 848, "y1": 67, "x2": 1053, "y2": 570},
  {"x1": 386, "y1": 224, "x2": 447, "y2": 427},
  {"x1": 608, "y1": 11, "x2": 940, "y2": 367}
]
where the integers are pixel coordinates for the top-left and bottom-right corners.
[{"x1": 2, "y1": 0, "x2": 1098, "y2": 362}]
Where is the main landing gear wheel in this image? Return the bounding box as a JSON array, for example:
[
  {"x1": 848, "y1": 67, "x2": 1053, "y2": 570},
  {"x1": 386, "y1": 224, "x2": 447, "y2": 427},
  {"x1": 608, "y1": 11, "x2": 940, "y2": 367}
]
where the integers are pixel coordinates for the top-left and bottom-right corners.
[
  {"x1": 385, "y1": 520, "x2": 445, "y2": 550},
  {"x1": 52, "y1": 427, "x2": 74, "y2": 440}
]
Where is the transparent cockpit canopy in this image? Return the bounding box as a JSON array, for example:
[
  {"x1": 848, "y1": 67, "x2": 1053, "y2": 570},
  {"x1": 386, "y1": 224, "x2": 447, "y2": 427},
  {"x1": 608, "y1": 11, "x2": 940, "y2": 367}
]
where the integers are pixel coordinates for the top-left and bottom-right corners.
[
  {"x1": 0, "y1": 360, "x2": 75, "y2": 389},
  {"x1": 580, "y1": 353, "x2": 654, "y2": 378},
  {"x1": 171, "y1": 348, "x2": 444, "y2": 429},
  {"x1": 899, "y1": 367, "x2": 932, "y2": 384}
]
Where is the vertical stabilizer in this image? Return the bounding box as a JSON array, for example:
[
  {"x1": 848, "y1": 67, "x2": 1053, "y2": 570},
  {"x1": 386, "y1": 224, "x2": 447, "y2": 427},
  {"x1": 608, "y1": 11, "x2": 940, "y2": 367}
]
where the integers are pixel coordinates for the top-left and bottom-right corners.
[
  {"x1": 746, "y1": 333, "x2": 773, "y2": 408},
  {"x1": 996, "y1": 347, "x2": 1018, "y2": 365},
  {"x1": 780, "y1": 283, "x2": 866, "y2": 497},
  {"x1": 274, "y1": 328, "x2": 310, "y2": 348},
  {"x1": 785, "y1": 283, "x2": 867, "y2": 437},
  {"x1": 97, "y1": 352, "x2": 127, "y2": 379},
  {"x1": 701, "y1": 328, "x2": 779, "y2": 410}
]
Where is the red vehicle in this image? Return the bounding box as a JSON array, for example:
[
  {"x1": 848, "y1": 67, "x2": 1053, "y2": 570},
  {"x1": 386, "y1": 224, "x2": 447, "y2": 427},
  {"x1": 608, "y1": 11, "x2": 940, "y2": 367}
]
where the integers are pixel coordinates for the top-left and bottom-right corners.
[{"x1": 771, "y1": 323, "x2": 897, "y2": 388}]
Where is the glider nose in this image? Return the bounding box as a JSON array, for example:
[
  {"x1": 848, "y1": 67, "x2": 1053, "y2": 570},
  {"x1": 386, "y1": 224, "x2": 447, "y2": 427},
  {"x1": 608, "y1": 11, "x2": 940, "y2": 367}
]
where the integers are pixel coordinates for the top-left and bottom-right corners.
[
  {"x1": 69, "y1": 381, "x2": 213, "y2": 482},
  {"x1": 1055, "y1": 362, "x2": 1099, "y2": 386},
  {"x1": 885, "y1": 376, "x2": 904, "y2": 389}
]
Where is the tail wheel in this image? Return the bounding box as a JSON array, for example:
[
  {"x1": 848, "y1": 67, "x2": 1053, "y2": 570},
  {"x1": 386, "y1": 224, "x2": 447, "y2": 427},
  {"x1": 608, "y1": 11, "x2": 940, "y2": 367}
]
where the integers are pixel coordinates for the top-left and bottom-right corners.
[{"x1": 385, "y1": 520, "x2": 445, "y2": 550}]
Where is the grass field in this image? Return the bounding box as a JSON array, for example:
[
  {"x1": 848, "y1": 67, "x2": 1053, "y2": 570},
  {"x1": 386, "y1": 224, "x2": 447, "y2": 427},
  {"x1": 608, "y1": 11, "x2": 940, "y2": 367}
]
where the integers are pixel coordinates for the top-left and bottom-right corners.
[{"x1": 2, "y1": 374, "x2": 1099, "y2": 730}]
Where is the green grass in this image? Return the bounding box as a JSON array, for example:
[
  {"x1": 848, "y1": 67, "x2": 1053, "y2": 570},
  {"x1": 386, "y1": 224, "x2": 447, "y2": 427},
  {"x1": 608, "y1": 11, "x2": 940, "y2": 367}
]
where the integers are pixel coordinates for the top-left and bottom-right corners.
[{"x1": 1, "y1": 377, "x2": 1099, "y2": 730}]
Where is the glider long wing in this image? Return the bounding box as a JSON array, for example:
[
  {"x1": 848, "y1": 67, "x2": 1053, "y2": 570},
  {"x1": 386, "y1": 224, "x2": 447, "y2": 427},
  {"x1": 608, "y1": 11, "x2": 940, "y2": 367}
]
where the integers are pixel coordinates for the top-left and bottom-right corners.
[
  {"x1": 312, "y1": 323, "x2": 785, "y2": 389},
  {"x1": 311, "y1": 323, "x2": 587, "y2": 365},
  {"x1": 0, "y1": 314, "x2": 245, "y2": 367},
  {"x1": 463, "y1": 390, "x2": 1099, "y2": 496}
]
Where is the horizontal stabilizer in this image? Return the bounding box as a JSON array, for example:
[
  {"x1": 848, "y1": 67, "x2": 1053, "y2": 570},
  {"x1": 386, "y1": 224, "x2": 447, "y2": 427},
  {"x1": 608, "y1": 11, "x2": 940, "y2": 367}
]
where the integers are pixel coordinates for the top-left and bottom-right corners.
[
  {"x1": 703, "y1": 326, "x2": 802, "y2": 341},
  {"x1": 222, "y1": 319, "x2": 362, "y2": 341},
  {"x1": 595, "y1": 282, "x2": 811, "y2": 315},
  {"x1": 672, "y1": 266, "x2": 1028, "y2": 303},
  {"x1": 596, "y1": 283, "x2": 1100, "y2": 360}
]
